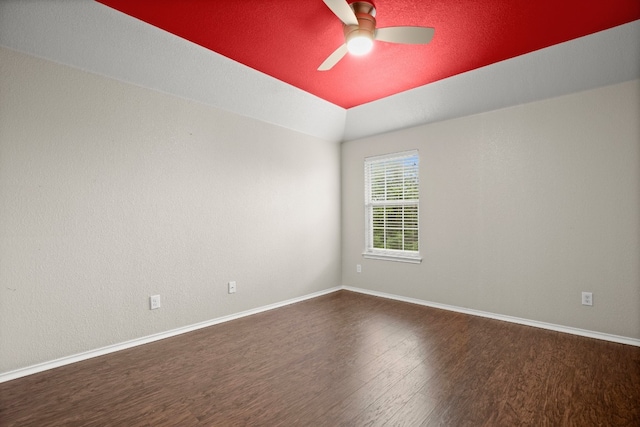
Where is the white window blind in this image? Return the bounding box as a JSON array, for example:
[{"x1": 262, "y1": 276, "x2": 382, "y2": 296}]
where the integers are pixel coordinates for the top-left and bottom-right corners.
[{"x1": 364, "y1": 150, "x2": 421, "y2": 263}]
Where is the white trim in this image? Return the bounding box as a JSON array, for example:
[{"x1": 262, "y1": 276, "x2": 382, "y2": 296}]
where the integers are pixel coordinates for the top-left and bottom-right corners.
[
  {"x1": 4, "y1": 284, "x2": 638, "y2": 383},
  {"x1": 342, "y1": 286, "x2": 640, "y2": 348},
  {"x1": 0, "y1": 286, "x2": 342, "y2": 384},
  {"x1": 362, "y1": 252, "x2": 422, "y2": 263},
  {"x1": 364, "y1": 149, "x2": 419, "y2": 162}
]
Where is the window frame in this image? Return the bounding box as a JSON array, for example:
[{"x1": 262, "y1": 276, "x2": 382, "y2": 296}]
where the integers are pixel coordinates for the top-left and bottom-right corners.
[{"x1": 363, "y1": 150, "x2": 422, "y2": 264}]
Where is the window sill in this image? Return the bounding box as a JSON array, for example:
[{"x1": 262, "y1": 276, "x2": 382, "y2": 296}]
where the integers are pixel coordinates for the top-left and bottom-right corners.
[{"x1": 362, "y1": 252, "x2": 422, "y2": 264}]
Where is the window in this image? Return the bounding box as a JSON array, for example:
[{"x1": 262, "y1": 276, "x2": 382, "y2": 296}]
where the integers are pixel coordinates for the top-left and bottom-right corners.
[{"x1": 364, "y1": 150, "x2": 421, "y2": 263}]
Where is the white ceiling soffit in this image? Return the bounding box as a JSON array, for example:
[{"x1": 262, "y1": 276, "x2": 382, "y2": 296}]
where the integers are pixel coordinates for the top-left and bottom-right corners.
[
  {"x1": 345, "y1": 20, "x2": 640, "y2": 141},
  {"x1": 0, "y1": 0, "x2": 346, "y2": 143},
  {"x1": 0, "y1": 1, "x2": 638, "y2": 143}
]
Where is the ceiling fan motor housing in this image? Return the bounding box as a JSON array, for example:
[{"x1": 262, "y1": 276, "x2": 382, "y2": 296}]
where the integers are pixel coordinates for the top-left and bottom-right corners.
[{"x1": 344, "y1": 1, "x2": 377, "y2": 44}]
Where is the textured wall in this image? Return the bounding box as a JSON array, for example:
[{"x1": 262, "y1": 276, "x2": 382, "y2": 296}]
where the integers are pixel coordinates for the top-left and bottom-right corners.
[
  {"x1": 0, "y1": 47, "x2": 341, "y2": 374},
  {"x1": 342, "y1": 79, "x2": 640, "y2": 339},
  {"x1": 0, "y1": 0, "x2": 347, "y2": 143}
]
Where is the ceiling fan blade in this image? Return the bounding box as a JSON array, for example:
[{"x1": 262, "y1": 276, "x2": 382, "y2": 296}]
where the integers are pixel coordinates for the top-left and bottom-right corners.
[
  {"x1": 318, "y1": 44, "x2": 349, "y2": 71},
  {"x1": 375, "y1": 26, "x2": 435, "y2": 44},
  {"x1": 322, "y1": 0, "x2": 358, "y2": 26}
]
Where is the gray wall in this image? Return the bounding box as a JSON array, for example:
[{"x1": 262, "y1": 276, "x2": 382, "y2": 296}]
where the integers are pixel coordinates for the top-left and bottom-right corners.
[
  {"x1": 0, "y1": 47, "x2": 341, "y2": 374},
  {"x1": 342, "y1": 79, "x2": 640, "y2": 340},
  {"x1": 2, "y1": 43, "x2": 638, "y2": 377}
]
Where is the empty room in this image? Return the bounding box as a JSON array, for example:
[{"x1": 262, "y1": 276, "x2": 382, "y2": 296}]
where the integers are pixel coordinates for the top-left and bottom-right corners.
[{"x1": 1, "y1": 1, "x2": 639, "y2": 425}]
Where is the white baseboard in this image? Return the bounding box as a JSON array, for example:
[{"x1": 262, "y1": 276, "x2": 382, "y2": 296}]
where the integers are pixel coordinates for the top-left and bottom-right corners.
[
  {"x1": 0, "y1": 286, "x2": 342, "y2": 384},
  {"x1": 4, "y1": 285, "x2": 638, "y2": 383},
  {"x1": 342, "y1": 286, "x2": 640, "y2": 348}
]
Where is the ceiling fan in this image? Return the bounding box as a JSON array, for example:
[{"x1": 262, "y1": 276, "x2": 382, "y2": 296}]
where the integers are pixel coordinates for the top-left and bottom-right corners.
[{"x1": 318, "y1": 0, "x2": 435, "y2": 71}]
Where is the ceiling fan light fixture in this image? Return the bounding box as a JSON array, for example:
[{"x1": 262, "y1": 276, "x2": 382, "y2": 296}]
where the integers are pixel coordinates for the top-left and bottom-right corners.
[
  {"x1": 319, "y1": 0, "x2": 433, "y2": 71},
  {"x1": 347, "y1": 34, "x2": 374, "y2": 55},
  {"x1": 343, "y1": 3, "x2": 376, "y2": 57}
]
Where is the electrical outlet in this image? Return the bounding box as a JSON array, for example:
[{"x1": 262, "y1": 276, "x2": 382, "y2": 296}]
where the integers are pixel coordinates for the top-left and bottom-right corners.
[
  {"x1": 150, "y1": 295, "x2": 161, "y2": 310},
  {"x1": 228, "y1": 281, "x2": 236, "y2": 294},
  {"x1": 356, "y1": 264, "x2": 362, "y2": 273},
  {"x1": 581, "y1": 292, "x2": 593, "y2": 306}
]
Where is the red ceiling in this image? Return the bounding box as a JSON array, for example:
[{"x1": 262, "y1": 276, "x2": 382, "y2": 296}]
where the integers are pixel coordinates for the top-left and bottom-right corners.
[{"x1": 97, "y1": 0, "x2": 639, "y2": 109}]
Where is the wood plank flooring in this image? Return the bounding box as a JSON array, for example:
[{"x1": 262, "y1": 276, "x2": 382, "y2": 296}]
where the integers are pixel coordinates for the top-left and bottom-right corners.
[{"x1": 1, "y1": 290, "x2": 639, "y2": 426}]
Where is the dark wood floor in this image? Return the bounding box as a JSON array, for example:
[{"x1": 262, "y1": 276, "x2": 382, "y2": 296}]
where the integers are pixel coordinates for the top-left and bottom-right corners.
[{"x1": 1, "y1": 290, "x2": 639, "y2": 426}]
